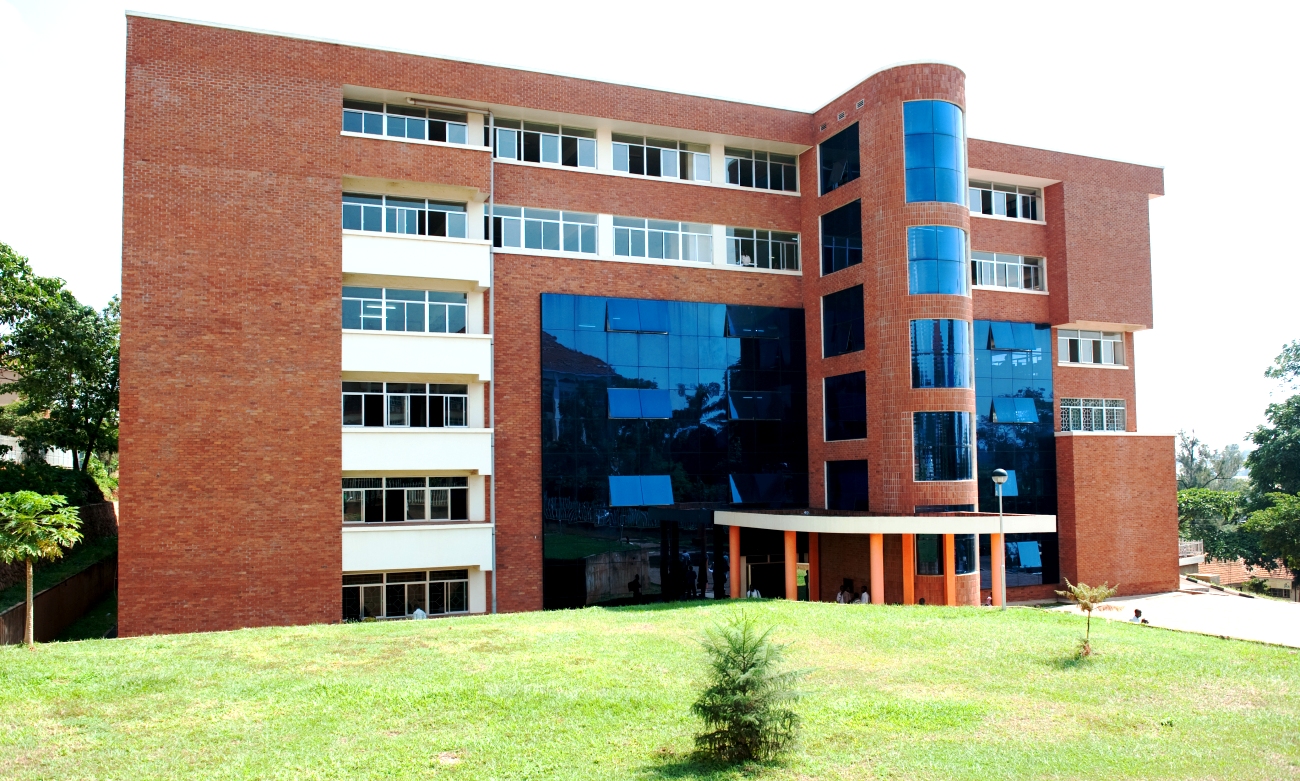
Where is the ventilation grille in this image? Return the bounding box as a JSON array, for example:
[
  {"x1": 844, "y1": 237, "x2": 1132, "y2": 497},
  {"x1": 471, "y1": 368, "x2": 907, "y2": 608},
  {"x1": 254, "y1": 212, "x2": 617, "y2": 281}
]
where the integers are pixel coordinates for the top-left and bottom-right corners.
[
  {"x1": 837, "y1": 111, "x2": 847, "y2": 121},
  {"x1": 819, "y1": 122, "x2": 827, "y2": 131},
  {"x1": 855, "y1": 99, "x2": 865, "y2": 109}
]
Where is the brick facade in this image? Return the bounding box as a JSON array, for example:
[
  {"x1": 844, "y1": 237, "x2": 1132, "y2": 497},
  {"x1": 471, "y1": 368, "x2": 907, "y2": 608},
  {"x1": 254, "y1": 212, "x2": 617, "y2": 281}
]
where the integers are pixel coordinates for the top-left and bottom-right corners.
[{"x1": 120, "y1": 15, "x2": 1171, "y2": 635}]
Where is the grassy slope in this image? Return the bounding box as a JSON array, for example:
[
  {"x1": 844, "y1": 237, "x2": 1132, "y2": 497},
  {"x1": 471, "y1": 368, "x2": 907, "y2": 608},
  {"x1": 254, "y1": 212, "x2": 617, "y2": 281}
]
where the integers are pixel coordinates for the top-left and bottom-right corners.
[
  {"x1": 0, "y1": 536, "x2": 117, "y2": 614},
  {"x1": 0, "y1": 601, "x2": 1296, "y2": 780}
]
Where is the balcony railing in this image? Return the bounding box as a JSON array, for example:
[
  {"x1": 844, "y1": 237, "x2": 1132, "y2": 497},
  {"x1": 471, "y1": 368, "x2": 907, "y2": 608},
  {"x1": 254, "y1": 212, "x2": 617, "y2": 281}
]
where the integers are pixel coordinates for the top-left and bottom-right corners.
[{"x1": 1179, "y1": 539, "x2": 1204, "y2": 558}]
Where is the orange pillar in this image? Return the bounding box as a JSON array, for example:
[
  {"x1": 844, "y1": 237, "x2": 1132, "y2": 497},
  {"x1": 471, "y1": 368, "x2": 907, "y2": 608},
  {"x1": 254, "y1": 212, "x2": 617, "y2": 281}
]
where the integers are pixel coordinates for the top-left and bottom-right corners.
[
  {"x1": 902, "y1": 533, "x2": 916, "y2": 605},
  {"x1": 808, "y1": 532, "x2": 820, "y2": 602},
  {"x1": 784, "y1": 530, "x2": 797, "y2": 600},
  {"x1": 869, "y1": 533, "x2": 885, "y2": 604},
  {"x1": 990, "y1": 533, "x2": 1004, "y2": 607},
  {"x1": 729, "y1": 525, "x2": 741, "y2": 599},
  {"x1": 943, "y1": 533, "x2": 956, "y2": 606}
]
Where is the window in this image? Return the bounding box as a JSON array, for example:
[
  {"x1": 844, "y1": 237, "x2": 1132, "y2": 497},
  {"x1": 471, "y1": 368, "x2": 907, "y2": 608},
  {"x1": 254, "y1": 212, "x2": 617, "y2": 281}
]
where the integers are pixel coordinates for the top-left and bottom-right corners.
[
  {"x1": 826, "y1": 460, "x2": 870, "y2": 511},
  {"x1": 613, "y1": 134, "x2": 710, "y2": 181},
  {"x1": 342, "y1": 101, "x2": 469, "y2": 145},
  {"x1": 341, "y1": 288, "x2": 468, "y2": 334},
  {"x1": 1058, "y1": 330, "x2": 1125, "y2": 366},
  {"x1": 726, "y1": 228, "x2": 799, "y2": 270},
  {"x1": 903, "y1": 100, "x2": 965, "y2": 205},
  {"x1": 819, "y1": 124, "x2": 860, "y2": 195},
  {"x1": 725, "y1": 148, "x2": 797, "y2": 192},
  {"x1": 916, "y1": 534, "x2": 942, "y2": 575},
  {"x1": 908, "y1": 225, "x2": 968, "y2": 295},
  {"x1": 911, "y1": 320, "x2": 971, "y2": 389},
  {"x1": 972, "y1": 251, "x2": 1044, "y2": 291},
  {"x1": 727, "y1": 391, "x2": 783, "y2": 421},
  {"x1": 342, "y1": 568, "x2": 469, "y2": 621},
  {"x1": 822, "y1": 286, "x2": 864, "y2": 358},
  {"x1": 492, "y1": 206, "x2": 598, "y2": 254},
  {"x1": 913, "y1": 411, "x2": 972, "y2": 481},
  {"x1": 954, "y1": 534, "x2": 977, "y2": 575},
  {"x1": 341, "y1": 383, "x2": 469, "y2": 428},
  {"x1": 608, "y1": 475, "x2": 675, "y2": 506},
  {"x1": 341, "y1": 477, "x2": 469, "y2": 524},
  {"x1": 343, "y1": 193, "x2": 467, "y2": 239},
  {"x1": 613, "y1": 217, "x2": 712, "y2": 262},
  {"x1": 729, "y1": 474, "x2": 794, "y2": 504},
  {"x1": 824, "y1": 372, "x2": 866, "y2": 441},
  {"x1": 493, "y1": 119, "x2": 597, "y2": 169},
  {"x1": 990, "y1": 397, "x2": 1039, "y2": 424},
  {"x1": 607, "y1": 388, "x2": 673, "y2": 419},
  {"x1": 969, "y1": 181, "x2": 1040, "y2": 221},
  {"x1": 1060, "y1": 398, "x2": 1127, "y2": 432},
  {"x1": 605, "y1": 299, "x2": 670, "y2": 333},
  {"x1": 821, "y1": 201, "x2": 862, "y2": 275}
]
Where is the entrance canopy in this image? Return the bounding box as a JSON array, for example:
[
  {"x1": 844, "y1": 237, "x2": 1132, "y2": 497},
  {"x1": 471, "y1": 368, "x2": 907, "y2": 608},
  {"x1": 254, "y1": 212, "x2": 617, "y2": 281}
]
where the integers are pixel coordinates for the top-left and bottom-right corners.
[{"x1": 716, "y1": 510, "x2": 1056, "y2": 535}]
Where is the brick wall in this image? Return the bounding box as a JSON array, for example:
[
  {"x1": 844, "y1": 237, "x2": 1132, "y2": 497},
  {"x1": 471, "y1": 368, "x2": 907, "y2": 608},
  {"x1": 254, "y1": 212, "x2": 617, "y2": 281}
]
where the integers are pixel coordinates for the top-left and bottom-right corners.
[{"x1": 1055, "y1": 433, "x2": 1178, "y2": 596}]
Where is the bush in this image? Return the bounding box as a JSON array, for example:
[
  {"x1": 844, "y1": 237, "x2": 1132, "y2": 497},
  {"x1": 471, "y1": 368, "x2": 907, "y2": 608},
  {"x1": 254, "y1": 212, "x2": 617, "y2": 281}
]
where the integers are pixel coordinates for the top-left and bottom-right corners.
[{"x1": 691, "y1": 614, "x2": 804, "y2": 763}]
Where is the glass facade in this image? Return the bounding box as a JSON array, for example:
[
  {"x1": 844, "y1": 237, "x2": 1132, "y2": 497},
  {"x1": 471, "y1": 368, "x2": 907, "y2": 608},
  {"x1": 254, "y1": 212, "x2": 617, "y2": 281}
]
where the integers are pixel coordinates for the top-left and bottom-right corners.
[
  {"x1": 974, "y1": 320, "x2": 1059, "y2": 588},
  {"x1": 824, "y1": 371, "x2": 867, "y2": 441},
  {"x1": 908, "y1": 226, "x2": 968, "y2": 295},
  {"x1": 903, "y1": 100, "x2": 965, "y2": 205},
  {"x1": 913, "y1": 412, "x2": 972, "y2": 481},
  {"x1": 822, "y1": 285, "x2": 864, "y2": 357},
  {"x1": 826, "y1": 459, "x2": 870, "y2": 511},
  {"x1": 821, "y1": 201, "x2": 862, "y2": 275},
  {"x1": 910, "y1": 319, "x2": 971, "y2": 389},
  {"x1": 542, "y1": 294, "x2": 807, "y2": 609},
  {"x1": 819, "y1": 123, "x2": 860, "y2": 195}
]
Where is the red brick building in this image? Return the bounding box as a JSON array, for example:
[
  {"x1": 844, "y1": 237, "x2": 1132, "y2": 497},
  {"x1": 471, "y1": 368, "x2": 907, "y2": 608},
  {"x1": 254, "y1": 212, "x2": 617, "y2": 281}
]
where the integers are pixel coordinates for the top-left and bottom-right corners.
[{"x1": 119, "y1": 13, "x2": 1175, "y2": 636}]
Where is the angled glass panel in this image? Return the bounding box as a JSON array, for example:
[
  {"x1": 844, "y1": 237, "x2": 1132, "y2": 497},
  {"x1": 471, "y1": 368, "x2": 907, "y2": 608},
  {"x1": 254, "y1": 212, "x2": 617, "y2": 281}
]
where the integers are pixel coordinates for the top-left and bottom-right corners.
[
  {"x1": 608, "y1": 476, "x2": 644, "y2": 507},
  {"x1": 606, "y1": 299, "x2": 640, "y2": 331},
  {"x1": 638, "y1": 389, "x2": 673, "y2": 419},
  {"x1": 637, "y1": 300, "x2": 671, "y2": 333},
  {"x1": 639, "y1": 475, "x2": 675, "y2": 506},
  {"x1": 607, "y1": 388, "x2": 642, "y2": 419}
]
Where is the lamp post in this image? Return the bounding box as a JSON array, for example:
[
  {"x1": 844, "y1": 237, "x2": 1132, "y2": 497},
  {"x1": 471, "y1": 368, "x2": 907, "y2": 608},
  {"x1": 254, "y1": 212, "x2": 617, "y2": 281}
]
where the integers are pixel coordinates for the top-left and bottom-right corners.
[{"x1": 991, "y1": 469, "x2": 1008, "y2": 611}]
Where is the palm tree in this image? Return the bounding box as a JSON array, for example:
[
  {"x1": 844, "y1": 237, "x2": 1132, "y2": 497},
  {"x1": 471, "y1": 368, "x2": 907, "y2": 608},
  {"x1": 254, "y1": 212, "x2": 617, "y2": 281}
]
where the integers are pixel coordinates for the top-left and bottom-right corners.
[
  {"x1": 0, "y1": 491, "x2": 83, "y2": 648},
  {"x1": 1055, "y1": 578, "x2": 1119, "y2": 656}
]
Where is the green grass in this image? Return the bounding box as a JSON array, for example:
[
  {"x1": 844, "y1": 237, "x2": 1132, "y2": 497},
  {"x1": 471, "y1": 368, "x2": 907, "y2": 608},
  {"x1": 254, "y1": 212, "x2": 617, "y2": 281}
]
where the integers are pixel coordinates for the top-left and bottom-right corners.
[
  {"x1": 0, "y1": 536, "x2": 116, "y2": 614},
  {"x1": 54, "y1": 592, "x2": 116, "y2": 642},
  {"x1": 0, "y1": 601, "x2": 1297, "y2": 780}
]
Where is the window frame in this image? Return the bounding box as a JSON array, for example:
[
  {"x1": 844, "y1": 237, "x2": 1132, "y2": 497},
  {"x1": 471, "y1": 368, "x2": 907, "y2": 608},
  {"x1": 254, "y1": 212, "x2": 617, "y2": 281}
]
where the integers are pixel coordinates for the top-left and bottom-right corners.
[
  {"x1": 491, "y1": 206, "x2": 598, "y2": 254},
  {"x1": 612, "y1": 134, "x2": 711, "y2": 182},
  {"x1": 968, "y1": 181, "x2": 1042, "y2": 222},
  {"x1": 613, "y1": 217, "x2": 713, "y2": 263},
  {"x1": 341, "y1": 383, "x2": 470, "y2": 429},
  {"x1": 342, "y1": 101, "x2": 470, "y2": 146},
  {"x1": 725, "y1": 227, "x2": 800, "y2": 271},
  {"x1": 343, "y1": 193, "x2": 469, "y2": 239},
  {"x1": 1059, "y1": 398, "x2": 1127, "y2": 432},
  {"x1": 342, "y1": 568, "x2": 470, "y2": 620},
  {"x1": 341, "y1": 476, "x2": 471, "y2": 524},
  {"x1": 971, "y1": 250, "x2": 1047, "y2": 292},
  {"x1": 1056, "y1": 330, "x2": 1126, "y2": 366},
  {"x1": 492, "y1": 119, "x2": 598, "y2": 170},
  {"x1": 724, "y1": 147, "x2": 798, "y2": 193},
  {"x1": 341, "y1": 288, "x2": 469, "y2": 334}
]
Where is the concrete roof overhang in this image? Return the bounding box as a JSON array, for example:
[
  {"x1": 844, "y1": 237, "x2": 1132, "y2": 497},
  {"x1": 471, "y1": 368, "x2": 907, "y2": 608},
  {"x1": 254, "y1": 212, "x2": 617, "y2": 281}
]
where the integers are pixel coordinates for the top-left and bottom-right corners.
[{"x1": 716, "y1": 511, "x2": 1056, "y2": 535}]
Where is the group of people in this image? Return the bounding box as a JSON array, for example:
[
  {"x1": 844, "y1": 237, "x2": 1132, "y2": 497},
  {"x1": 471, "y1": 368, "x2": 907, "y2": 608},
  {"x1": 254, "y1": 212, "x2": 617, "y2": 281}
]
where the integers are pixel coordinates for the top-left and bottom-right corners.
[{"x1": 835, "y1": 580, "x2": 870, "y2": 604}]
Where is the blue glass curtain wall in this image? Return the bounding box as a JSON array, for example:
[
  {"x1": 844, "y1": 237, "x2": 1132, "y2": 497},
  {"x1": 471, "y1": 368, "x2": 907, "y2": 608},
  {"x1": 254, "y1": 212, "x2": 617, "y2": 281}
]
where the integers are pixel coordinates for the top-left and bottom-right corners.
[
  {"x1": 542, "y1": 294, "x2": 808, "y2": 608},
  {"x1": 913, "y1": 411, "x2": 973, "y2": 481},
  {"x1": 911, "y1": 319, "x2": 971, "y2": 388},
  {"x1": 973, "y1": 320, "x2": 1059, "y2": 587},
  {"x1": 908, "y1": 226, "x2": 968, "y2": 295},
  {"x1": 903, "y1": 100, "x2": 966, "y2": 205}
]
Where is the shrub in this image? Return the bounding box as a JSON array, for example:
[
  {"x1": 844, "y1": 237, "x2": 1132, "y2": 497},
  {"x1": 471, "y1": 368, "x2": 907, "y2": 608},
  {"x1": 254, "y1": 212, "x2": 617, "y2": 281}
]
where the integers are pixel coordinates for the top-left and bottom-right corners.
[
  {"x1": 1055, "y1": 579, "x2": 1119, "y2": 657},
  {"x1": 691, "y1": 614, "x2": 804, "y2": 763}
]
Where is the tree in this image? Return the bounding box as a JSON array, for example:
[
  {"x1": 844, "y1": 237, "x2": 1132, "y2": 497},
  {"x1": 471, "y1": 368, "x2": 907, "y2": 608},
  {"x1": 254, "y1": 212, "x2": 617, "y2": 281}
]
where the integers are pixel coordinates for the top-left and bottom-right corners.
[
  {"x1": 0, "y1": 491, "x2": 83, "y2": 648},
  {"x1": 1245, "y1": 396, "x2": 1300, "y2": 495},
  {"x1": 692, "y1": 614, "x2": 804, "y2": 763},
  {"x1": 1055, "y1": 579, "x2": 1119, "y2": 656},
  {"x1": 1264, "y1": 339, "x2": 1300, "y2": 390},
  {"x1": 1243, "y1": 493, "x2": 1300, "y2": 596},
  {"x1": 0, "y1": 261, "x2": 119, "y2": 495},
  {"x1": 1177, "y1": 488, "x2": 1260, "y2": 563},
  {"x1": 1176, "y1": 431, "x2": 1245, "y2": 491},
  {"x1": 0, "y1": 242, "x2": 62, "y2": 326}
]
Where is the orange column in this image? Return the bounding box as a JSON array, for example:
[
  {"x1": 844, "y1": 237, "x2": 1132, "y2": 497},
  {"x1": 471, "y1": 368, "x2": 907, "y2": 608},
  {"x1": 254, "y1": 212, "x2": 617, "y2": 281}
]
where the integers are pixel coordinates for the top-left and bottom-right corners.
[
  {"x1": 902, "y1": 533, "x2": 916, "y2": 605},
  {"x1": 990, "y1": 533, "x2": 1004, "y2": 607},
  {"x1": 784, "y1": 530, "x2": 797, "y2": 600},
  {"x1": 808, "y1": 532, "x2": 820, "y2": 602},
  {"x1": 869, "y1": 533, "x2": 885, "y2": 605},
  {"x1": 943, "y1": 533, "x2": 956, "y2": 606},
  {"x1": 729, "y1": 525, "x2": 741, "y2": 599}
]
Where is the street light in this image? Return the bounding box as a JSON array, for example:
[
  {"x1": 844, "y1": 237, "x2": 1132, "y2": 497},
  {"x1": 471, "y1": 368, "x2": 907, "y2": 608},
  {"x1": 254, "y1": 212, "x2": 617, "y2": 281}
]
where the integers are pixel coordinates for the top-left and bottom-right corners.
[{"x1": 991, "y1": 469, "x2": 1008, "y2": 611}]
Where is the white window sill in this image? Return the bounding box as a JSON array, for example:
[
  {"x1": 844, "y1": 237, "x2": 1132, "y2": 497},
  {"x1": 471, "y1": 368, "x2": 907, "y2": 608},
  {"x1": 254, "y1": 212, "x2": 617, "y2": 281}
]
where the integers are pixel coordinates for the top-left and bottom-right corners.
[
  {"x1": 492, "y1": 157, "x2": 801, "y2": 196},
  {"x1": 492, "y1": 245, "x2": 802, "y2": 275},
  {"x1": 969, "y1": 212, "x2": 1046, "y2": 225},
  {"x1": 972, "y1": 285, "x2": 1049, "y2": 296},
  {"x1": 1054, "y1": 430, "x2": 1139, "y2": 437},
  {"x1": 1056, "y1": 362, "x2": 1128, "y2": 370},
  {"x1": 342, "y1": 427, "x2": 492, "y2": 434},
  {"x1": 342, "y1": 520, "x2": 489, "y2": 530},
  {"x1": 342, "y1": 230, "x2": 490, "y2": 247},
  {"x1": 340, "y1": 130, "x2": 490, "y2": 153},
  {"x1": 342, "y1": 330, "x2": 491, "y2": 340}
]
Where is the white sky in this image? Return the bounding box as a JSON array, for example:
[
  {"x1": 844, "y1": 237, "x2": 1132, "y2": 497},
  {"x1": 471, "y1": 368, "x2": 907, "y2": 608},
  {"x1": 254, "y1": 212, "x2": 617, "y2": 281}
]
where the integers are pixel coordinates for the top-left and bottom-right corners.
[{"x1": 1, "y1": 0, "x2": 1296, "y2": 451}]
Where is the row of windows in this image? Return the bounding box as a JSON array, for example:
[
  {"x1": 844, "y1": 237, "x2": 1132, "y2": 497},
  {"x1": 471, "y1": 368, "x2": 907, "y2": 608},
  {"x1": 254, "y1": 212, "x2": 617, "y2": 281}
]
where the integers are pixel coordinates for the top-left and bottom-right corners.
[
  {"x1": 1060, "y1": 398, "x2": 1127, "y2": 431},
  {"x1": 613, "y1": 134, "x2": 711, "y2": 181},
  {"x1": 342, "y1": 101, "x2": 469, "y2": 145},
  {"x1": 915, "y1": 533, "x2": 978, "y2": 575},
  {"x1": 725, "y1": 148, "x2": 798, "y2": 192},
  {"x1": 494, "y1": 120, "x2": 596, "y2": 168},
  {"x1": 614, "y1": 217, "x2": 713, "y2": 262},
  {"x1": 341, "y1": 383, "x2": 469, "y2": 428},
  {"x1": 972, "y1": 251, "x2": 1045, "y2": 292},
  {"x1": 492, "y1": 207, "x2": 599, "y2": 254},
  {"x1": 341, "y1": 288, "x2": 468, "y2": 334},
  {"x1": 1058, "y1": 330, "x2": 1126, "y2": 366},
  {"x1": 342, "y1": 477, "x2": 471, "y2": 523},
  {"x1": 343, "y1": 569, "x2": 469, "y2": 620},
  {"x1": 342, "y1": 194, "x2": 468, "y2": 238},
  {"x1": 970, "y1": 182, "x2": 1041, "y2": 221}
]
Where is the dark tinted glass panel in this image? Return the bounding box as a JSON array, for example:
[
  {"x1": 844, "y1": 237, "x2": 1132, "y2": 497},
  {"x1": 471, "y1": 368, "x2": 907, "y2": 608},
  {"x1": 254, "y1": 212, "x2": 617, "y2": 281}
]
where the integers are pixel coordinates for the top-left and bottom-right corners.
[
  {"x1": 821, "y1": 201, "x2": 862, "y2": 275},
  {"x1": 824, "y1": 371, "x2": 866, "y2": 440},
  {"x1": 826, "y1": 460, "x2": 870, "y2": 511},
  {"x1": 822, "y1": 286, "x2": 864, "y2": 357},
  {"x1": 819, "y1": 123, "x2": 860, "y2": 195},
  {"x1": 954, "y1": 534, "x2": 976, "y2": 574},
  {"x1": 913, "y1": 411, "x2": 972, "y2": 481},
  {"x1": 607, "y1": 388, "x2": 642, "y2": 418},
  {"x1": 910, "y1": 319, "x2": 971, "y2": 388}
]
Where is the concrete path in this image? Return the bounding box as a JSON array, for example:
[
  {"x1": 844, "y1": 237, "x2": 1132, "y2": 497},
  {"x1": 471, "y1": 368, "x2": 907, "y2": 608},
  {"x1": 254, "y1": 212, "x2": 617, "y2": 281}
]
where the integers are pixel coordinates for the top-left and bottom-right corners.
[{"x1": 1046, "y1": 578, "x2": 1300, "y2": 648}]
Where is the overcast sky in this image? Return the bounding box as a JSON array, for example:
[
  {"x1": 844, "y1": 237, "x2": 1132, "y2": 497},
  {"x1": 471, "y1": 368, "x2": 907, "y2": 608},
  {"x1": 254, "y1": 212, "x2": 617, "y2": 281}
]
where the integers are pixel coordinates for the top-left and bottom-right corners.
[{"x1": 1, "y1": 0, "x2": 1295, "y2": 451}]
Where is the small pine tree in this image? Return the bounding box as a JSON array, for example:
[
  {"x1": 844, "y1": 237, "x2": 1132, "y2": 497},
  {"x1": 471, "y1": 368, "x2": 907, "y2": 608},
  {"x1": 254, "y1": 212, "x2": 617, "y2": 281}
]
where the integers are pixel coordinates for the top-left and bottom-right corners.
[
  {"x1": 691, "y1": 614, "x2": 804, "y2": 763},
  {"x1": 1055, "y1": 578, "x2": 1119, "y2": 656}
]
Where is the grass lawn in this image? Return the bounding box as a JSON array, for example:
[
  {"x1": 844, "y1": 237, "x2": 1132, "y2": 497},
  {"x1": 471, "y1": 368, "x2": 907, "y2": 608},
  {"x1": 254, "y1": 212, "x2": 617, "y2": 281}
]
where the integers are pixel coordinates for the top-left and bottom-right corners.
[{"x1": 0, "y1": 600, "x2": 1297, "y2": 780}]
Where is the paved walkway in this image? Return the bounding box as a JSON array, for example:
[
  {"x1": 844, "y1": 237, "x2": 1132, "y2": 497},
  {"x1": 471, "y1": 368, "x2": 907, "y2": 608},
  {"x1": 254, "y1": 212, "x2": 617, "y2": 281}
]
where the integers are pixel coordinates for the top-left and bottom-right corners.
[{"x1": 1046, "y1": 578, "x2": 1300, "y2": 648}]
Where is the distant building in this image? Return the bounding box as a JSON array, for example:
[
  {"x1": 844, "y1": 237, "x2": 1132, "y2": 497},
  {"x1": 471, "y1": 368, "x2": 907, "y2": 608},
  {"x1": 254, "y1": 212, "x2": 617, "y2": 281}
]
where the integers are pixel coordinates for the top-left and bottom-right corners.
[{"x1": 118, "y1": 13, "x2": 1177, "y2": 636}]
